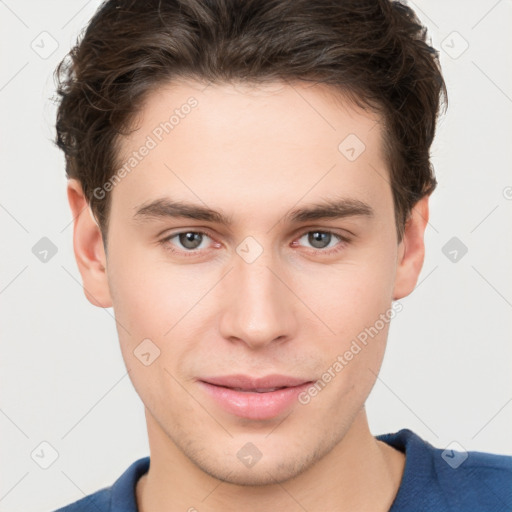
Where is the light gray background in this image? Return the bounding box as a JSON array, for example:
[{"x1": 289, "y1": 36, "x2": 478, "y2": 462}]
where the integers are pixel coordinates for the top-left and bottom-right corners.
[{"x1": 1, "y1": 1, "x2": 511, "y2": 511}]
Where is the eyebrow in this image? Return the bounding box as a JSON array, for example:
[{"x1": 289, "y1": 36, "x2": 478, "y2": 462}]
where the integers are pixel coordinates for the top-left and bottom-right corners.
[{"x1": 133, "y1": 196, "x2": 374, "y2": 226}]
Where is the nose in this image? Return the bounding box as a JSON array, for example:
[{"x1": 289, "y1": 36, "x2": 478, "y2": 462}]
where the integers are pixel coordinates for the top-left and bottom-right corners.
[{"x1": 218, "y1": 250, "x2": 298, "y2": 350}]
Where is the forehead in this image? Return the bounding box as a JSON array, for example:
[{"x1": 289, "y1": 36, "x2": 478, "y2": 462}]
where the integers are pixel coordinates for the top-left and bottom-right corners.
[
  {"x1": 120, "y1": 79, "x2": 382, "y2": 158},
  {"x1": 111, "y1": 79, "x2": 390, "y2": 222}
]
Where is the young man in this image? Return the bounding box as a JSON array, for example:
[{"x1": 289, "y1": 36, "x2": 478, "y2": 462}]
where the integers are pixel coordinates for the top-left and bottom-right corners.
[{"x1": 52, "y1": 0, "x2": 512, "y2": 510}]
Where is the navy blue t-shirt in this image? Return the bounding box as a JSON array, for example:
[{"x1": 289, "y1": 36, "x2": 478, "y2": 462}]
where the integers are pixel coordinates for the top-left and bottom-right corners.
[{"x1": 53, "y1": 429, "x2": 512, "y2": 511}]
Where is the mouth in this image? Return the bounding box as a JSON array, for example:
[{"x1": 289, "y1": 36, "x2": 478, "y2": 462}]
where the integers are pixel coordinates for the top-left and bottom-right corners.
[
  {"x1": 215, "y1": 385, "x2": 289, "y2": 393},
  {"x1": 197, "y1": 374, "x2": 315, "y2": 420}
]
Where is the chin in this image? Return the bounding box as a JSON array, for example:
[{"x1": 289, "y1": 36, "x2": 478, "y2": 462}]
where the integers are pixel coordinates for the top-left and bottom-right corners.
[
  {"x1": 204, "y1": 465, "x2": 297, "y2": 487},
  {"x1": 191, "y1": 447, "x2": 318, "y2": 487}
]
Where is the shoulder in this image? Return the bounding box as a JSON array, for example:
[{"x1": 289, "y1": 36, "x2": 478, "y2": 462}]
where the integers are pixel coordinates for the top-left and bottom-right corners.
[
  {"x1": 52, "y1": 489, "x2": 111, "y2": 512},
  {"x1": 377, "y1": 429, "x2": 512, "y2": 512},
  {"x1": 432, "y1": 440, "x2": 512, "y2": 511},
  {"x1": 50, "y1": 457, "x2": 150, "y2": 512}
]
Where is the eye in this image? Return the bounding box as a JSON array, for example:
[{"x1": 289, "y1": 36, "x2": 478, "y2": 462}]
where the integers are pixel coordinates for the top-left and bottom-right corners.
[
  {"x1": 293, "y1": 230, "x2": 349, "y2": 254},
  {"x1": 161, "y1": 231, "x2": 215, "y2": 256},
  {"x1": 160, "y1": 229, "x2": 350, "y2": 258}
]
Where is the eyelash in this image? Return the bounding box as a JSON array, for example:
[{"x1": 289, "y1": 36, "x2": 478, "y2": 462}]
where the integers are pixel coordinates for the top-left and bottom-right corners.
[{"x1": 159, "y1": 229, "x2": 351, "y2": 258}]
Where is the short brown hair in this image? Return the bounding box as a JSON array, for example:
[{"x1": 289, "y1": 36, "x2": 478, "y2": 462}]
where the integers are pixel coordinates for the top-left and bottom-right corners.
[{"x1": 54, "y1": 0, "x2": 447, "y2": 242}]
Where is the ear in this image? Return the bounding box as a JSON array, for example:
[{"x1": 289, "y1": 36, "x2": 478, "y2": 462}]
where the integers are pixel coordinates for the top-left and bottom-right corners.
[
  {"x1": 67, "y1": 179, "x2": 112, "y2": 308},
  {"x1": 393, "y1": 195, "x2": 430, "y2": 300}
]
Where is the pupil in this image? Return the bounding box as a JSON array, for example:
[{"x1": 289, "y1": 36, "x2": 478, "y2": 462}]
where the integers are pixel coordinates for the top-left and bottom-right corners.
[
  {"x1": 180, "y1": 232, "x2": 202, "y2": 249},
  {"x1": 309, "y1": 231, "x2": 330, "y2": 249}
]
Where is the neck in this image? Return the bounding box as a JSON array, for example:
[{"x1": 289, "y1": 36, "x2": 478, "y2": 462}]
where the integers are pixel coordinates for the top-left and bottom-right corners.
[{"x1": 136, "y1": 408, "x2": 405, "y2": 512}]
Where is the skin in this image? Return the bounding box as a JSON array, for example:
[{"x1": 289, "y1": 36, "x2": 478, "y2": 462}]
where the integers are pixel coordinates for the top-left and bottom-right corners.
[{"x1": 67, "y1": 79, "x2": 429, "y2": 511}]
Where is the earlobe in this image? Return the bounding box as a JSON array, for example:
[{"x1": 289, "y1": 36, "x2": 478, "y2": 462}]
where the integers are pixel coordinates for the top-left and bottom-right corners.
[
  {"x1": 67, "y1": 179, "x2": 112, "y2": 308},
  {"x1": 392, "y1": 195, "x2": 430, "y2": 300}
]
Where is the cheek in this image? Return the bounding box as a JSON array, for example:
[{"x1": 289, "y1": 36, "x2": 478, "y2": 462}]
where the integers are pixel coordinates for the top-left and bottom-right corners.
[
  {"x1": 308, "y1": 240, "x2": 398, "y2": 381},
  {"x1": 106, "y1": 245, "x2": 217, "y2": 400},
  {"x1": 317, "y1": 254, "x2": 397, "y2": 335},
  {"x1": 107, "y1": 244, "x2": 208, "y2": 339}
]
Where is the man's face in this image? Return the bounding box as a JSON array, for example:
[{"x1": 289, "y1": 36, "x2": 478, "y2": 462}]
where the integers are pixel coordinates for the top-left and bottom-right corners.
[{"x1": 103, "y1": 80, "x2": 404, "y2": 484}]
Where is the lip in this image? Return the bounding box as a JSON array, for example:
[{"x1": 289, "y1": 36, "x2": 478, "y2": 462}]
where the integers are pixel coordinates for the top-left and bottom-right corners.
[{"x1": 198, "y1": 374, "x2": 314, "y2": 420}]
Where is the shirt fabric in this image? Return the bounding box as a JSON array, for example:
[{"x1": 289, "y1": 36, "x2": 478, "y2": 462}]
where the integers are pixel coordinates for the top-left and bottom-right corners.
[{"x1": 52, "y1": 428, "x2": 512, "y2": 511}]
